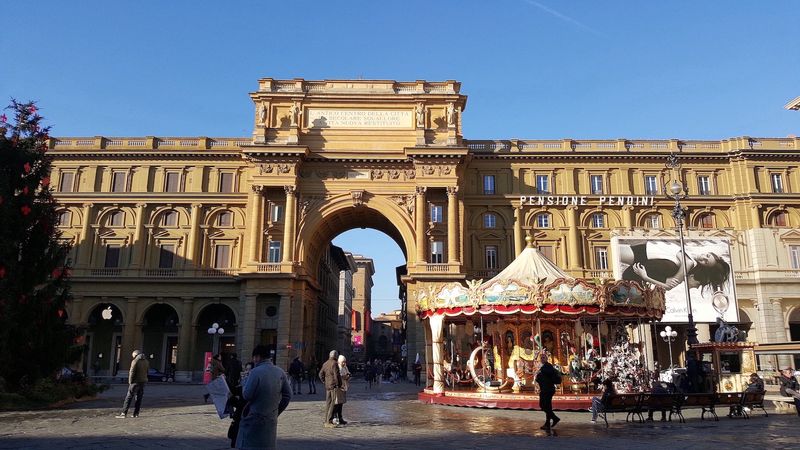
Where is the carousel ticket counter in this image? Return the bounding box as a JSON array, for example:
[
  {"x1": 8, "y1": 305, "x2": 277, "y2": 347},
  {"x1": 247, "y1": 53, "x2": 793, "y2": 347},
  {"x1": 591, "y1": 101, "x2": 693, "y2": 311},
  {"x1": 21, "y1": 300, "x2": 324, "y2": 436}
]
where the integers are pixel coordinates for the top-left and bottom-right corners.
[{"x1": 690, "y1": 342, "x2": 757, "y2": 393}]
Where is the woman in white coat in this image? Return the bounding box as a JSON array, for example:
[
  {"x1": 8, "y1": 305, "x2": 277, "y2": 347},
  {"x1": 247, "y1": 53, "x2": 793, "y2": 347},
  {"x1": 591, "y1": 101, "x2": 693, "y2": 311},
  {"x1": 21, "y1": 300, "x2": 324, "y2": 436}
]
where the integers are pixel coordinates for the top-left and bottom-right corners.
[{"x1": 333, "y1": 355, "x2": 351, "y2": 425}]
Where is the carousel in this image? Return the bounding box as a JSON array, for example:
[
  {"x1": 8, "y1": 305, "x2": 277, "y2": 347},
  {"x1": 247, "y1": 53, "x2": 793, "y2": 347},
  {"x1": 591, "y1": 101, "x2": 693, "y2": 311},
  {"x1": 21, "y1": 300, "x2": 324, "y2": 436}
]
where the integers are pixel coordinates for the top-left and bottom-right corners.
[{"x1": 416, "y1": 237, "x2": 666, "y2": 410}]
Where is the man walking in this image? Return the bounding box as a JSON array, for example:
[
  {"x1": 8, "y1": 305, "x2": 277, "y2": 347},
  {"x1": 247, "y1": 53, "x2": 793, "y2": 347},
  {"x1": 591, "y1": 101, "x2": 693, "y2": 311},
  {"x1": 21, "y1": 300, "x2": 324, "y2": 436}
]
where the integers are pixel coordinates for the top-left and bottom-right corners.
[
  {"x1": 288, "y1": 357, "x2": 304, "y2": 395},
  {"x1": 236, "y1": 345, "x2": 292, "y2": 449},
  {"x1": 116, "y1": 349, "x2": 148, "y2": 418},
  {"x1": 318, "y1": 350, "x2": 342, "y2": 428},
  {"x1": 535, "y1": 352, "x2": 561, "y2": 430}
]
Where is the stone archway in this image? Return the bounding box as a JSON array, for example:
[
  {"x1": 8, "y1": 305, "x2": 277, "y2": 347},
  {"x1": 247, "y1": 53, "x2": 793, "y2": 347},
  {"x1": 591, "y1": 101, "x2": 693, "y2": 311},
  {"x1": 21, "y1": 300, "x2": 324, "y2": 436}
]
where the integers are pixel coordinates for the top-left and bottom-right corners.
[
  {"x1": 295, "y1": 192, "x2": 415, "y2": 273},
  {"x1": 85, "y1": 303, "x2": 125, "y2": 376},
  {"x1": 140, "y1": 303, "x2": 180, "y2": 376}
]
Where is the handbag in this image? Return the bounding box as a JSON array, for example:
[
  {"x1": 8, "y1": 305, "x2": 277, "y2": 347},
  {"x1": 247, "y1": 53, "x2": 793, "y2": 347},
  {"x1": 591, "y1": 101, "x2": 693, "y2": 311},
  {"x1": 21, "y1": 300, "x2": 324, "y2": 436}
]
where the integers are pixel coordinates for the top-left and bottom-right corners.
[{"x1": 334, "y1": 387, "x2": 347, "y2": 405}]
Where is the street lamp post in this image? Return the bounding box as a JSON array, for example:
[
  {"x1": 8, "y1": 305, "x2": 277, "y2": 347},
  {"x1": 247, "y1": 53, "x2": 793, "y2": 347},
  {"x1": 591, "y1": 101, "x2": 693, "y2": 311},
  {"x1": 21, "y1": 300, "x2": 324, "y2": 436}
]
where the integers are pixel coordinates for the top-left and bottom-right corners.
[
  {"x1": 659, "y1": 325, "x2": 678, "y2": 374},
  {"x1": 666, "y1": 152, "x2": 699, "y2": 346},
  {"x1": 207, "y1": 322, "x2": 225, "y2": 354}
]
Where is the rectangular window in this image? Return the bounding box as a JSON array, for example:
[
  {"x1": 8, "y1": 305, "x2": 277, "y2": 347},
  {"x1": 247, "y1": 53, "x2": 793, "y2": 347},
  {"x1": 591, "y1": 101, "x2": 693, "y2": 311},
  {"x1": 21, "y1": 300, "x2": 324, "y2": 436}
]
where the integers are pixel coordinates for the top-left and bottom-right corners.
[
  {"x1": 213, "y1": 244, "x2": 231, "y2": 269},
  {"x1": 644, "y1": 176, "x2": 658, "y2": 195},
  {"x1": 771, "y1": 173, "x2": 784, "y2": 193},
  {"x1": 430, "y1": 205, "x2": 443, "y2": 223},
  {"x1": 165, "y1": 172, "x2": 180, "y2": 192},
  {"x1": 590, "y1": 175, "x2": 604, "y2": 195},
  {"x1": 219, "y1": 172, "x2": 234, "y2": 193},
  {"x1": 218, "y1": 212, "x2": 232, "y2": 227},
  {"x1": 430, "y1": 241, "x2": 444, "y2": 264},
  {"x1": 267, "y1": 241, "x2": 282, "y2": 263},
  {"x1": 483, "y1": 213, "x2": 496, "y2": 228},
  {"x1": 594, "y1": 247, "x2": 609, "y2": 271},
  {"x1": 271, "y1": 204, "x2": 283, "y2": 223},
  {"x1": 111, "y1": 172, "x2": 127, "y2": 193},
  {"x1": 59, "y1": 172, "x2": 74, "y2": 192},
  {"x1": 485, "y1": 246, "x2": 498, "y2": 269},
  {"x1": 592, "y1": 213, "x2": 605, "y2": 228},
  {"x1": 789, "y1": 245, "x2": 800, "y2": 270},
  {"x1": 158, "y1": 244, "x2": 175, "y2": 269},
  {"x1": 536, "y1": 175, "x2": 550, "y2": 194},
  {"x1": 538, "y1": 245, "x2": 554, "y2": 263},
  {"x1": 647, "y1": 214, "x2": 661, "y2": 229},
  {"x1": 58, "y1": 211, "x2": 71, "y2": 226},
  {"x1": 104, "y1": 245, "x2": 121, "y2": 268},
  {"x1": 109, "y1": 211, "x2": 124, "y2": 227},
  {"x1": 483, "y1": 175, "x2": 496, "y2": 195},
  {"x1": 698, "y1": 176, "x2": 711, "y2": 195},
  {"x1": 537, "y1": 213, "x2": 550, "y2": 228}
]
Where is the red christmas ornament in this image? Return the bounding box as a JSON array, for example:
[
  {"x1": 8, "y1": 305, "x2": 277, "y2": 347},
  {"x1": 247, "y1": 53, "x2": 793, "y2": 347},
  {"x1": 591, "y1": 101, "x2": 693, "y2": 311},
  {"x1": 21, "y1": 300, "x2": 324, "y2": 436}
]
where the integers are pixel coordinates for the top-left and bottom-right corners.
[
  {"x1": 42, "y1": 176, "x2": 50, "y2": 187},
  {"x1": 57, "y1": 309, "x2": 65, "y2": 318},
  {"x1": 52, "y1": 268, "x2": 62, "y2": 279},
  {"x1": 28, "y1": 105, "x2": 37, "y2": 113},
  {"x1": 22, "y1": 186, "x2": 29, "y2": 195},
  {"x1": 21, "y1": 205, "x2": 31, "y2": 216},
  {"x1": 0, "y1": 113, "x2": 6, "y2": 122},
  {"x1": 24, "y1": 162, "x2": 31, "y2": 173}
]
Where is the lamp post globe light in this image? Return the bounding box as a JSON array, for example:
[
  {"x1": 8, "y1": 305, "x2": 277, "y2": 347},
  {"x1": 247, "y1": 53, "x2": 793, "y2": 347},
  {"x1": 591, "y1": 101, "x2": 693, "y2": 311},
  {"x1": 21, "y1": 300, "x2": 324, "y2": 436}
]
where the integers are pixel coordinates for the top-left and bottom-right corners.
[
  {"x1": 665, "y1": 152, "x2": 699, "y2": 347},
  {"x1": 207, "y1": 322, "x2": 225, "y2": 354},
  {"x1": 659, "y1": 325, "x2": 679, "y2": 379}
]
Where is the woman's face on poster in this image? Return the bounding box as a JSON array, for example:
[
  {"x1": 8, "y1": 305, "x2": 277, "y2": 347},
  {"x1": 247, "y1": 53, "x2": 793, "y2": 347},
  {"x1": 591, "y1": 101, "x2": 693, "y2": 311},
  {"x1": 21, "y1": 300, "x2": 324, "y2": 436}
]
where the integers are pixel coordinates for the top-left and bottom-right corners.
[{"x1": 694, "y1": 252, "x2": 717, "y2": 267}]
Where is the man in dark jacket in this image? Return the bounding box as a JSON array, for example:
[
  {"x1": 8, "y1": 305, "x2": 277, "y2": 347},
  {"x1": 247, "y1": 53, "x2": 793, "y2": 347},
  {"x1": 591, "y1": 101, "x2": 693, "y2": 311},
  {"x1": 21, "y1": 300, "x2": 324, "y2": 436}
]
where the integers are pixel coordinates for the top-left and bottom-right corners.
[
  {"x1": 535, "y1": 352, "x2": 561, "y2": 430},
  {"x1": 779, "y1": 368, "x2": 800, "y2": 416},
  {"x1": 116, "y1": 349, "x2": 149, "y2": 418},
  {"x1": 318, "y1": 350, "x2": 342, "y2": 428}
]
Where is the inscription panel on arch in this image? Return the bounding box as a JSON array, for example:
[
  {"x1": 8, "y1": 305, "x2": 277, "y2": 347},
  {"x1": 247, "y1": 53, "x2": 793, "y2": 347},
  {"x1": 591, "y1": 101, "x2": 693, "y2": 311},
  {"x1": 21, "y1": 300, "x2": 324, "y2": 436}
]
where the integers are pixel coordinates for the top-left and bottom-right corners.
[{"x1": 306, "y1": 109, "x2": 413, "y2": 129}]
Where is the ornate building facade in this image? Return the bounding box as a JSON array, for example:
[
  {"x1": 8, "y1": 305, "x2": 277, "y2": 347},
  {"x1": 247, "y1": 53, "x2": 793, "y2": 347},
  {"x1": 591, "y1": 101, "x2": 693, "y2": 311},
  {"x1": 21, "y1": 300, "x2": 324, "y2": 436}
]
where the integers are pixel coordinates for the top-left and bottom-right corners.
[{"x1": 52, "y1": 78, "x2": 800, "y2": 380}]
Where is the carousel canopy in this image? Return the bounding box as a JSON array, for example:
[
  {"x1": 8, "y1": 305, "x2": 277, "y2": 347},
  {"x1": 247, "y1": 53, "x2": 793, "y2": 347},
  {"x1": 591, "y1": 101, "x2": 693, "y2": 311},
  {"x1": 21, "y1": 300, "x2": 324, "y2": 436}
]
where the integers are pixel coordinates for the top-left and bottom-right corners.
[
  {"x1": 481, "y1": 244, "x2": 573, "y2": 288},
  {"x1": 414, "y1": 240, "x2": 665, "y2": 321}
]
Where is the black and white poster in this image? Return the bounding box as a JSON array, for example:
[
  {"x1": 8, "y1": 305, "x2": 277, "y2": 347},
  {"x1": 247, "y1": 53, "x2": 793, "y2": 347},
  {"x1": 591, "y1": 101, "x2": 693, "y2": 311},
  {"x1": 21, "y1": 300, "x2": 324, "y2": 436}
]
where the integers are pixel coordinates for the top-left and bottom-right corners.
[{"x1": 611, "y1": 237, "x2": 738, "y2": 323}]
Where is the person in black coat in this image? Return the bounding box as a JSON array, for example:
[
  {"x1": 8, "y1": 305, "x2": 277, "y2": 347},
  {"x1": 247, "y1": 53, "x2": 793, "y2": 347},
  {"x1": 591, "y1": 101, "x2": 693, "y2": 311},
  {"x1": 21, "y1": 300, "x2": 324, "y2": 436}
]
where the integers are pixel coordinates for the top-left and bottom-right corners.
[
  {"x1": 778, "y1": 368, "x2": 800, "y2": 416},
  {"x1": 535, "y1": 352, "x2": 562, "y2": 430}
]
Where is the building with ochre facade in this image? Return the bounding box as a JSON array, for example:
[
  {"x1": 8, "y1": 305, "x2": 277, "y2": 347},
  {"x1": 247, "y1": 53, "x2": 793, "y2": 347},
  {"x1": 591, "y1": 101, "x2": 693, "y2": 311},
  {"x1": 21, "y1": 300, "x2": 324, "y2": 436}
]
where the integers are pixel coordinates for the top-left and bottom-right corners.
[{"x1": 52, "y1": 78, "x2": 800, "y2": 380}]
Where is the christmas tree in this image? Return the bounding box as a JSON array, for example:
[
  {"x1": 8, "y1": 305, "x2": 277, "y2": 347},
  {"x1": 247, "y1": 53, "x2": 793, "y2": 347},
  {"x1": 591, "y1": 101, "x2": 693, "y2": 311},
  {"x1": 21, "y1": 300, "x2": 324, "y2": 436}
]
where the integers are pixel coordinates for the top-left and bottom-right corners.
[{"x1": 0, "y1": 100, "x2": 76, "y2": 391}]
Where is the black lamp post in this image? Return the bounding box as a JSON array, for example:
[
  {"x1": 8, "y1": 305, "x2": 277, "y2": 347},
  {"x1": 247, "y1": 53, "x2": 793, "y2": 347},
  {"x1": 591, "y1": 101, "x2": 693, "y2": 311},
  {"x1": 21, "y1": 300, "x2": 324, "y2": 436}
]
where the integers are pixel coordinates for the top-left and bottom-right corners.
[{"x1": 665, "y1": 152, "x2": 699, "y2": 346}]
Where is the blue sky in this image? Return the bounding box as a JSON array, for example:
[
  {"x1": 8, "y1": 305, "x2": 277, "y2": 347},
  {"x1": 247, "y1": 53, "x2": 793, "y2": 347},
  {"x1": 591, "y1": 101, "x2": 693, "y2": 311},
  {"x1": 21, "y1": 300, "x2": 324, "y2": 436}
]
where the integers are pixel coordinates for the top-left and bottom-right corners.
[{"x1": 3, "y1": 1, "x2": 798, "y2": 315}]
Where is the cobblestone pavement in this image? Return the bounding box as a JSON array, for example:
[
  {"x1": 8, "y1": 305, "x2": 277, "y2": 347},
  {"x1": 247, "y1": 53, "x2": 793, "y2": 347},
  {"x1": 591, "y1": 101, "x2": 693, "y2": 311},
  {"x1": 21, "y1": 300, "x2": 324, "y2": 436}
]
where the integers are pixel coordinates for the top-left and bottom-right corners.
[{"x1": 1, "y1": 380, "x2": 798, "y2": 449}]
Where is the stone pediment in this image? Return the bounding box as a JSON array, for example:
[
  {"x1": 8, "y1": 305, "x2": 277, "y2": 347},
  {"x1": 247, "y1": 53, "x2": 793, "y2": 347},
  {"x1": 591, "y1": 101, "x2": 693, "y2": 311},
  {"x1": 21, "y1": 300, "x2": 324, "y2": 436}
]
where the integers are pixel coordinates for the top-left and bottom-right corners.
[{"x1": 779, "y1": 229, "x2": 800, "y2": 242}]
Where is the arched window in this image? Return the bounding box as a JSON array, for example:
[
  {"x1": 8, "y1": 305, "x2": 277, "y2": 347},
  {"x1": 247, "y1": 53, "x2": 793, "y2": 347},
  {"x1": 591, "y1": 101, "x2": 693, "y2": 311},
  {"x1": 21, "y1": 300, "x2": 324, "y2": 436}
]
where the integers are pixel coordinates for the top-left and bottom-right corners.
[
  {"x1": 218, "y1": 211, "x2": 233, "y2": 227},
  {"x1": 644, "y1": 213, "x2": 661, "y2": 229},
  {"x1": 162, "y1": 210, "x2": 178, "y2": 227},
  {"x1": 591, "y1": 212, "x2": 606, "y2": 228},
  {"x1": 483, "y1": 213, "x2": 496, "y2": 228},
  {"x1": 57, "y1": 210, "x2": 71, "y2": 226},
  {"x1": 108, "y1": 210, "x2": 124, "y2": 227},
  {"x1": 536, "y1": 213, "x2": 551, "y2": 228},
  {"x1": 697, "y1": 213, "x2": 715, "y2": 229},
  {"x1": 769, "y1": 211, "x2": 788, "y2": 227}
]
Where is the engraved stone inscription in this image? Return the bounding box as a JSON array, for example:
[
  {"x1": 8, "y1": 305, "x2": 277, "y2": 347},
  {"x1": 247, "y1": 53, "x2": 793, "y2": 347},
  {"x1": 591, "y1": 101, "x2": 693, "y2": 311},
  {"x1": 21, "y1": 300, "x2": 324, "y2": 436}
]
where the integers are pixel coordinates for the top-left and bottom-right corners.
[{"x1": 306, "y1": 109, "x2": 413, "y2": 129}]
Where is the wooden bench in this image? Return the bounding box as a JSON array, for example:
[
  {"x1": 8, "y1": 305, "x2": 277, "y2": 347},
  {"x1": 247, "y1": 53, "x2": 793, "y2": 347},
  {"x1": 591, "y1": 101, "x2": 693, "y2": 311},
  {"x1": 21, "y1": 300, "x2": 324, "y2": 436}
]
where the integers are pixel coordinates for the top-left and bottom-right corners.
[
  {"x1": 598, "y1": 393, "x2": 643, "y2": 428},
  {"x1": 740, "y1": 391, "x2": 768, "y2": 418},
  {"x1": 715, "y1": 392, "x2": 744, "y2": 419},
  {"x1": 645, "y1": 393, "x2": 678, "y2": 421},
  {"x1": 672, "y1": 393, "x2": 718, "y2": 422},
  {"x1": 764, "y1": 394, "x2": 797, "y2": 413}
]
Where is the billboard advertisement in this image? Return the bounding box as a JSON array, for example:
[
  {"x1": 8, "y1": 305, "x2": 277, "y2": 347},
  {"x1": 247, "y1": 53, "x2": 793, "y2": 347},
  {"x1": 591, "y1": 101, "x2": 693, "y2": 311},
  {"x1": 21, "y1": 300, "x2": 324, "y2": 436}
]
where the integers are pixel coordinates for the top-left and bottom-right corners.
[{"x1": 611, "y1": 237, "x2": 738, "y2": 323}]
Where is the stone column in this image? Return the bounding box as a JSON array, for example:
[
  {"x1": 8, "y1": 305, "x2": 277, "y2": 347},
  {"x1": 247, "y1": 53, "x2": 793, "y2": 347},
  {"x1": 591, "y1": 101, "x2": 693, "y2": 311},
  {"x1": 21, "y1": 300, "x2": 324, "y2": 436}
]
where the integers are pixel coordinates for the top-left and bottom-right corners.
[
  {"x1": 276, "y1": 294, "x2": 292, "y2": 370},
  {"x1": 282, "y1": 186, "x2": 297, "y2": 264},
  {"x1": 120, "y1": 297, "x2": 140, "y2": 371},
  {"x1": 513, "y1": 206, "x2": 523, "y2": 257},
  {"x1": 239, "y1": 293, "x2": 258, "y2": 364},
  {"x1": 76, "y1": 203, "x2": 94, "y2": 269},
  {"x1": 175, "y1": 297, "x2": 195, "y2": 382},
  {"x1": 750, "y1": 205, "x2": 761, "y2": 229},
  {"x1": 430, "y1": 314, "x2": 445, "y2": 394},
  {"x1": 769, "y1": 298, "x2": 792, "y2": 368},
  {"x1": 621, "y1": 205, "x2": 633, "y2": 229},
  {"x1": 248, "y1": 186, "x2": 264, "y2": 263},
  {"x1": 446, "y1": 186, "x2": 459, "y2": 264},
  {"x1": 186, "y1": 204, "x2": 202, "y2": 268},
  {"x1": 566, "y1": 206, "x2": 581, "y2": 269},
  {"x1": 130, "y1": 203, "x2": 147, "y2": 269},
  {"x1": 415, "y1": 186, "x2": 427, "y2": 264}
]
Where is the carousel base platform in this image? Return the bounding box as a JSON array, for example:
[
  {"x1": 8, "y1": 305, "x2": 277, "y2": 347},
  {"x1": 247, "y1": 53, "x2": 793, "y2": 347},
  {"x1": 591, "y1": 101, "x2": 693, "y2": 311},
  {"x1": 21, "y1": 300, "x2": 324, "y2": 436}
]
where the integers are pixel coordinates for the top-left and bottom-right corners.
[{"x1": 419, "y1": 388, "x2": 593, "y2": 411}]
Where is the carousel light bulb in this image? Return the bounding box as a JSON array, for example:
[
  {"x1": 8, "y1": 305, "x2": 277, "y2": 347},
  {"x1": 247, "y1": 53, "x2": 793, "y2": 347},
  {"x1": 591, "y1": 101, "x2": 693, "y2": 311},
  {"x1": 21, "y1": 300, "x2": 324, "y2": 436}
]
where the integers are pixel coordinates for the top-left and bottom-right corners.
[{"x1": 217, "y1": 327, "x2": 225, "y2": 334}]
